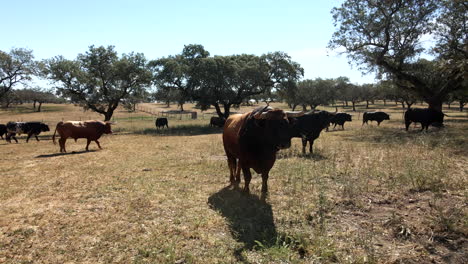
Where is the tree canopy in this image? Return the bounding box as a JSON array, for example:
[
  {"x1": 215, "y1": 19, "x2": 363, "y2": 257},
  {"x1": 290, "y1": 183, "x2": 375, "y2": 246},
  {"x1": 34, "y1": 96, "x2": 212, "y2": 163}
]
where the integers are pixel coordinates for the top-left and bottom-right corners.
[
  {"x1": 44, "y1": 45, "x2": 152, "y2": 121},
  {"x1": 150, "y1": 45, "x2": 303, "y2": 118},
  {"x1": 329, "y1": 0, "x2": 467, "y2": 111},
  {"x1": 0, "y1": 48, "x2": 36, "y2": 100}
]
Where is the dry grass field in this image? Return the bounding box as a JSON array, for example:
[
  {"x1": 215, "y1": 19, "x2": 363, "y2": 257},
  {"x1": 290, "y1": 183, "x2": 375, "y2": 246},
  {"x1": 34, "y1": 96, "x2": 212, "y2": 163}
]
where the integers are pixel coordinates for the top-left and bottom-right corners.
[{"x1": 0, "y1": 102, "x2": 467, "y2": 263}]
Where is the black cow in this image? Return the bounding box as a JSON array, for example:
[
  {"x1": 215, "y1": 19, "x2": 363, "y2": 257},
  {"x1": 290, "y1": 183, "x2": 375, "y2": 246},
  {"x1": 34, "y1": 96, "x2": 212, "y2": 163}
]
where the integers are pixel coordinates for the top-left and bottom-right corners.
[
  {"x1": 155, "y1": 118, "x2": 168, "y2": 129},
  {"x1": 289, "y1": 110, "x2": 333, "y2": 154},
  {"x1": 329, "y1": 112, "x2": 352, "y2": 130},
  {"x1": 6, "y1": 121, "x2": 50, "y2": 143},
  {"x1": 0, "y1": 124, "x2": 7, "y2": 139},
  {"x1": 363, "y1": 111, "x2": 390, "y2": 126},
  {"x1": 209, "y1": 116, "x2": 226, "y2": 127},
  {"x1": 404, "y1": 108, "x2": 445, "y2": 131}
]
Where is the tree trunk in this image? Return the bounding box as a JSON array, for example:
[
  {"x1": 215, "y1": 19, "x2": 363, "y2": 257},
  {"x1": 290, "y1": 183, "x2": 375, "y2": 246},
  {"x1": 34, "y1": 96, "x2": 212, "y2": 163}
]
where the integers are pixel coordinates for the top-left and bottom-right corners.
[
  {"x1": 213, "y1": 103, "x2": 224, "y2": 118},
  {"x1": 352, "y1": 101, "x2": 356, "y2": 111},
  {"x1": 345, "y1": 100, "x2": 349, "y2": 107},
  {"x1": 383, "y1": 99, "x2": 386, "y2": 106},
  {"x1": 292, "y1": 104, "x2": 298, "y2": 111},
  {"x1": 427, "y1": 98, "x2": 443, "y2": 112},
  {"x1": 223, "y1": 104, "x2": 231, "y2": 118},
  {"x1": 104, "y1": 111, "x2": 114, "y2": 121},
  {"x1": 302, "y1": 104, "x2": 307, "y2": 111},
  {"x1": 460, "y1": 101, "x2": 465, "y2": 112},
  {"x1": 366, "y1": 100, "x2": 369, "y2": 108},
  {"x1": 33, "y1": 100, "x2": 37, "y2": 110},
  {"x1": 401, "y1": 102, "x2": 405, "y2": 109},
  {"x1": 179, "y1": 103, "x2": 184, "y2": 112},
  {"x1": 448, "y1": 102, "x2": 451, "y2": 109},
  {"x1": 37, "y1": 102, "x2": 42, "y2": 112}
]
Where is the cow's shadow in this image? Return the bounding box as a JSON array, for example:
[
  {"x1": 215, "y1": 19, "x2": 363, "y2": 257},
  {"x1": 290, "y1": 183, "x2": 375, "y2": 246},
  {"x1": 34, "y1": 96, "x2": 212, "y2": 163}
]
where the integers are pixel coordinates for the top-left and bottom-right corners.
[
  {"x1": 208, "y1": 186, "x2": 277, "y2": 258},
  {"x1": 36, "y1": 150, "x2": 97, "y2": 158}
]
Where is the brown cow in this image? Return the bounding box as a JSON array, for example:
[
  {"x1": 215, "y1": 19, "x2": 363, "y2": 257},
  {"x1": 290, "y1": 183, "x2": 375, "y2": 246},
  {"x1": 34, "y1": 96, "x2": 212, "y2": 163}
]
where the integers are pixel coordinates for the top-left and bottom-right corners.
[
  {"x1": 52, "y1": 120, "x2": 113, "y2": 152},
  {"x1": 222, "y1": 106, "x2": 303, "y2": 195}
]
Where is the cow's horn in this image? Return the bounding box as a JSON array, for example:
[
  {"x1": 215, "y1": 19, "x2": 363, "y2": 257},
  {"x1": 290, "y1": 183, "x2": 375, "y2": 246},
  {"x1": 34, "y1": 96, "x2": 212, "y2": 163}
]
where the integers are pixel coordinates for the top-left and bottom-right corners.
[{"x1": 285, "y1": 111, "x2": 304, "y2": 118}]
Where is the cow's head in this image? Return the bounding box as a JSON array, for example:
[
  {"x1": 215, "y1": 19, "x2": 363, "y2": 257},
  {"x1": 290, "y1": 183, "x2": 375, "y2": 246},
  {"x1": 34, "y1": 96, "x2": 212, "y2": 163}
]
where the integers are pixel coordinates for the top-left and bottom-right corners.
[
  {"x1": 384, "y1": 113, "x2": 390, "y2": 120},
  {"x1": 431, "y1": 110, "x2": 445, "y2": 127},
  {"x1": 41, "y1": 123, "x2": 50, "y2": 132},
  {"x1": 252, "y1": 108, "x2": 303, "y2": 150},
  {"x1": 104, "y1": 122, "x2": 113, "y2": 134},
  {"x1": 345, "y1": 113, "x2": 352, "y2": 121}
]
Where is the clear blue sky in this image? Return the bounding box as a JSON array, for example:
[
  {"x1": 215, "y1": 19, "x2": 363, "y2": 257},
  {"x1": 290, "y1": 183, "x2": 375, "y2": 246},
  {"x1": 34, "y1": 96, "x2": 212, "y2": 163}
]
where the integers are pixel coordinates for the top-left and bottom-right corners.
[{"x1": 2, "y1": 0, "x2": 376, "y2": 86}]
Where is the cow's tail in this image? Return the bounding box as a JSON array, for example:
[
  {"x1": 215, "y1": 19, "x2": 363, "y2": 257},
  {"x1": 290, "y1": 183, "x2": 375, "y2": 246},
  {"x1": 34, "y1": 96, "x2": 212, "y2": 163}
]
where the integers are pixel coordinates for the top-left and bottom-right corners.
[{"x1": 52, "y1": 122, "x2": 62, "y2": 145}]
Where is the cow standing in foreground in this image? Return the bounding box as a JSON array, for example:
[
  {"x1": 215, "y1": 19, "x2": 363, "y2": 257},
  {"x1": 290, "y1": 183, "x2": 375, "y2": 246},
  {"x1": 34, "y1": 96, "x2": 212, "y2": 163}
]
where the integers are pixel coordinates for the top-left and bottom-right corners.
[
  {"x1": 329, "y1": 112, "x2": 352, "y2": 130},
  {"x1": 209, "y1": 116, "x2": 226, "y2": 127},
  {"x1": 0, "y1": 124, "x2": 6, "y2": 139},
  {"x1": 52, "y1": 120, "x2": 113, "y2": 152},
  {"x1": 222, "y1": 106, "x2": 303, "y2": 194},
  {"x1": 6, "y1": 122, "x2": 50, "y2": 143},
  {"x1": 289, "y1": 110, "x2": 333, "y2": 154},
  {"x1": 155, "y1": 118, "x2": 169, "y2": 129},
  {"x1": 404, "y1": 108, "x2": 445, "y2": 131},
  {"x1": 362, "y1": 111, "x2": 390, "y2": 126}
]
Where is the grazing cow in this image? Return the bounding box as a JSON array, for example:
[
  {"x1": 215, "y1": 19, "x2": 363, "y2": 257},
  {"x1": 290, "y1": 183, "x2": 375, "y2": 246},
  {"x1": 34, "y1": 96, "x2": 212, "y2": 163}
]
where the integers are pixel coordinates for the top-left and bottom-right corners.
[
  {"x1": 289, "y1": 110, "x2": 334, "y2": 154},
  {"x1": 0, "y1": 124, "x2": 6, "y2": 139},
  {"x1": 6, "y1": 121, "x2": 50, "y2": 143},
  {"x1": 404, "y1": 108, "x2": 445, "y2": 131},
  {"x1": 209, "y1": 116, "x2": 226, "y2": 127},
  {"x1": 52, "y1": 120, "x2": 113, "y2": 152},
  {"x1": 222, "y1": 106, "x2": 303, "y2": 194},
  {"x1": 362, "y1": 111, "x2": 390, "y2": 126},
  {"x1": 329, "y1": 112, "x2": 352, "y2": 130},
  {"x1": 155, "y1": 118, "x2": 169, "y2": 129}
]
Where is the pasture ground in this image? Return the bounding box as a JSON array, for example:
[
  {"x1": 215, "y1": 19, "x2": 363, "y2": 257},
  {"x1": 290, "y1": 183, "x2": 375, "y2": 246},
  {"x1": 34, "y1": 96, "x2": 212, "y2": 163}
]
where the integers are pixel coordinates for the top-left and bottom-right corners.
[{"x1": 0, "y1": 102, "x2": 467, "y2": 263}]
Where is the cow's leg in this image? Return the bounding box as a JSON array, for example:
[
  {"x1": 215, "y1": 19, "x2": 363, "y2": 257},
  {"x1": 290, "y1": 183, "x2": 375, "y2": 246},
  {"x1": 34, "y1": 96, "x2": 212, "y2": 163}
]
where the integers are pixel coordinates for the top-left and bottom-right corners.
[
  {"x1": 26, "y1": 133, "x2": 35, "y2": 142},
  {"x1": 86, "y1": 139, "x2": 91, "y2": 151},
  {"x1": 227, "y1": 155, "x2": 236, "y2": 184},
  {"x1": 59, "y1": 138, "x2": 66, "y2": 152},
  {"x1": 12, "y1": 134, "x2": 18, "y2": 143},
  {"x1": 405, "y1": 121, "x2": 411, "y2": 131},
  {"x1": 377, "y1": 121, "x2": 381, "y2": 126},
  {"x1": 35, "y1": 134, "x2": 40, "y2": 141},
  {"x1": 309, "y1": 139, "x2": 314, "y2": 154},
  {"x1": 261, "y1": 172, "x2": 269, "y2": 194},
  {"x1": 242, "y1": 167, "x2": 252, "y2": 193},
  {"x1": 420, "y1": 123, "x2": 426, "y2": 131},
  {"x1": 301, "y1": 137, "x2": 307, "y2": 154},
  {"x1": 95, "y1": 140, "x2": 102, "y2": 149},
  {"x1": 227, "y1": 155, "x2": 241, "y2": 185},
  {"x1": 235, "y1": 162, "x2": 241, "y2": 184}
]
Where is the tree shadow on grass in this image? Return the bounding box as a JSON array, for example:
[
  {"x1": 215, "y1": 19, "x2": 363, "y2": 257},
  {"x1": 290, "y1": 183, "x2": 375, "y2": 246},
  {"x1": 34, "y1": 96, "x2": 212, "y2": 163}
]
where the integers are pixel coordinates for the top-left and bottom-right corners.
[
  {"x1": 337, "y1": 126, "x2": 467, "y2": 151},
  {"x1": 36, "y1": 150, "x2": 97, "y2": 158},
  {"x1": 208, "y1": 186, "x2": 277, "y2": 261},
  {"x1": 137, "y1": 124, "x2": 223, "y2": 136}
]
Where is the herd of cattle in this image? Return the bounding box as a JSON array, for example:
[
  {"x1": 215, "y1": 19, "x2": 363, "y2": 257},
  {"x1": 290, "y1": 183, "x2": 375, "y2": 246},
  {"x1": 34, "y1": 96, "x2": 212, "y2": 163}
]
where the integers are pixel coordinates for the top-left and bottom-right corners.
[{"x1": 1, "y1": 106, "x2": 447, "y2": 193}]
